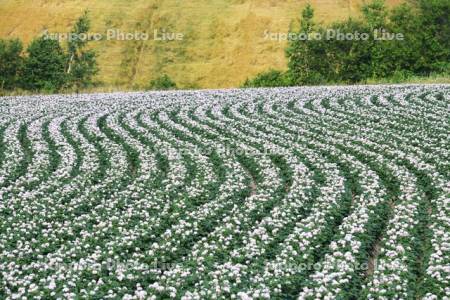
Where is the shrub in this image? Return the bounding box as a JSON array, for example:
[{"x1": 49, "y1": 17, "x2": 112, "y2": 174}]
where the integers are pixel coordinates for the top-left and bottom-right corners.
[
  {"x1": 147, "y1": 74, "x2": 177, "y2": 90},
  {"x1": 242, "y1": 70, "x2": 290, "y2": 88}
]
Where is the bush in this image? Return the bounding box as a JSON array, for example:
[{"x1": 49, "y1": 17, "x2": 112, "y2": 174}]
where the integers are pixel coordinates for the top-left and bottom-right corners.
[
  {"x1": 147, "y1": 74, "x2": 177, "y2": 90},
  {"x1": 242, "y1": 70, "x2": 290, "y2": 88}
]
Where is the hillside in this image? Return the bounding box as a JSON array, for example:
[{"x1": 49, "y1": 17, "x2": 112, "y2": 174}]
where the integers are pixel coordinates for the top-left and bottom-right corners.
[{"x1": 0, "y1": 0, "x2": 402, "y2": 89}]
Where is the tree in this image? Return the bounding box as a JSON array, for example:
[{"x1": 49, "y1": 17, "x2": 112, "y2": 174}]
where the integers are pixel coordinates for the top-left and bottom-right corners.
[
  {"x1": 300, "y1": 3, "x2": 315, "y2": 33},
  {"x1": 69, "y1": 47, "x2": 98, "y2": 90},
  {"x1": 324, "y1": 19, "x2": 373, "y2": 82},
  {"x1": 66, "y1": 11, "x2": 98, "y2": 89},
  {"x1": 0, "y1": 39, "x2": 23, "y2": 90},
  {"x1": 384, "y1": 4, "x2": 423, "y2": 75},
  {"x1": 148, "y1": 74, "x2": 177, "y2": 90},
  {"x1": 21, "y1": 37, "x2": 67, "y2": 92},
  {"x1": 360, "y1": 0, "x2": 391, "y2": 78},
  {"x1": 414, "y1": 0, "x2": 450, "y2": 73},
  {"x1": 286, "y1": 4, "x2": 326, "y2": 85}
]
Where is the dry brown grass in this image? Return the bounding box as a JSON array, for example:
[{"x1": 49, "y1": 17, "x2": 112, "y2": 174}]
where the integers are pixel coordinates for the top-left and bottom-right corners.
[{"x1": 0, "y1": 0, "x2": 402, "y2": 89}]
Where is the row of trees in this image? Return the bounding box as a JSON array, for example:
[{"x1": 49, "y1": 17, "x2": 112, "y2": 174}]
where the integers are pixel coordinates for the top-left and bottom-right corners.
[
  {"x1": 0, "y1": 12, "x2": 97, "y2": 93},
  {"x1": 244, "y1": 0, "x2": 449, "y2": 87}
]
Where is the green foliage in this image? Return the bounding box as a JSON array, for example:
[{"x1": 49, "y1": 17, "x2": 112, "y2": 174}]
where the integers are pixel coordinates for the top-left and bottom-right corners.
[
  {"x1": 361, "y1": 0, "x2": 388, "y2": 29},
  {"x1": 298, "y1": 18, "x2": 374, "y2": 84},
  {"x1": 69, "y1": 49, "x2": 98, "y2": 90},
  {"x1": 67, "y1": 11, "x2": 90, "y2": 55},
  {"x1": 242, "y1": 70, "x2": 290, "y2": 88},
  {"x1": 66, "y1": 11, "x2": 98, "y2": 89},
  {"x1": 21, "y1": 37, "x2": 67, "y2": 92},
  {"x1": 285, "y1": 4, "x2": 324, "y2": 85},
  {"x1": 300, "y1": 3, "x2": 315, "y2": 33},
  {"x1": 415, "y1": 0, "x2": 450, "y2": 73},
  {"x1": 0, "y1": 11, "x2": 98, "y2": 93},
  {"x1": 0, "y1": 39, "x2": 23, "y2": 90},
  {"x1": 370, "y1": 4, "x2": 420, "y2": 77},
  {"x1": 281, "y1": 0, "x2": 450, "y2": 86},
  {"x1": 147, "y1": 74, "x2": 177, "y2": 90}
]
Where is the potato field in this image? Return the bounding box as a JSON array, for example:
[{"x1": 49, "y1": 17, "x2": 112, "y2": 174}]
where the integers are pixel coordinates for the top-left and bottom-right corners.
[{"x1": 0, "y1": 85, "x2": 449, "y2": 299}]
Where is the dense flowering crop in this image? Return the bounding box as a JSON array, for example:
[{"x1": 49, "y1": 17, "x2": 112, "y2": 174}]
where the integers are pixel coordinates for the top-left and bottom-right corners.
[{"x1": 0, "y1": 85, "x2": 449, "y2": 299}]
